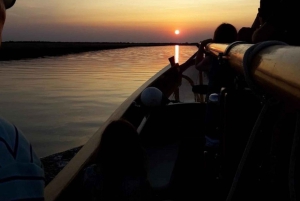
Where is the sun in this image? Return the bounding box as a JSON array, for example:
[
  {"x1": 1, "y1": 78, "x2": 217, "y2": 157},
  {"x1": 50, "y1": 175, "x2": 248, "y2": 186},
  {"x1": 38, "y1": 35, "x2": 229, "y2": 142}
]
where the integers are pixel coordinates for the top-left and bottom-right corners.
[{"x1": 175, "y1": 30, "x2": 180, "y2": 35}]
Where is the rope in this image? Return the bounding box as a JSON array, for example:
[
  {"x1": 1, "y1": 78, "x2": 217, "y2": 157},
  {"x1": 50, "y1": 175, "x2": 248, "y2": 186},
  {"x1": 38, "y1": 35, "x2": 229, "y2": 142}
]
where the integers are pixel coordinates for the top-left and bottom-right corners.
[
  {"x1": 217, "y1": 41, "x2": 248, "y2": 67},
  {"x1": 243, "y1": 40, "x2": 288, "y2": 102},
  {"x1": 224, "y1": 41, "x2": 248, "y2": 56}
]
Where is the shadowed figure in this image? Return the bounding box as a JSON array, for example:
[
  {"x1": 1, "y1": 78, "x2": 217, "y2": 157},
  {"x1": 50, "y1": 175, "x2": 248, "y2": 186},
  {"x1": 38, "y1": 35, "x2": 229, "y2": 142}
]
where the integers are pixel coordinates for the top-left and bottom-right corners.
[
  {"x1": 239, "y1": 0, "x2": 300, "y2": 45},
  {"x1": 83, "y1": 119, "x2": 157, "y2": 201},
  {"x1": 195, "y1": 23, "x2": 237, "y2": 98},
  {"x1": 195, "y1": 23, "x2": 237, "y2": 148}
]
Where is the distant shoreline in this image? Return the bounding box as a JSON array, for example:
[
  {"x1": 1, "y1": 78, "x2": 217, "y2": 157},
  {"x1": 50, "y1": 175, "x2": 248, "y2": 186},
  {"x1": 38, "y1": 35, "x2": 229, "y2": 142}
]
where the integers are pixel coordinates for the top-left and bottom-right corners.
[{"x1": 0, "y1": 42, "x2": 197, "y2": 61}]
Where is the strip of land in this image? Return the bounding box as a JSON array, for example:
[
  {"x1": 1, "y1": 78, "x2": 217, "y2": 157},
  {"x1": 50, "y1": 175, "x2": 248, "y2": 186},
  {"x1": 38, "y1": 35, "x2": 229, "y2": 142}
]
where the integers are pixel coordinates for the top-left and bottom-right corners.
[{"x1": 0, "y1": 42, "x2": 197, "y2": 61}]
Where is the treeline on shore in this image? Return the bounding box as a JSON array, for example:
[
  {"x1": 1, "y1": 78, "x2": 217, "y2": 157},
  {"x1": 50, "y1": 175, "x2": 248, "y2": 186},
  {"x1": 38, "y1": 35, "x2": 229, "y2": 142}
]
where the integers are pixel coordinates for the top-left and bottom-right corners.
[{"x1": 0, "y1": 41, "x2": 198, "y2": 61}]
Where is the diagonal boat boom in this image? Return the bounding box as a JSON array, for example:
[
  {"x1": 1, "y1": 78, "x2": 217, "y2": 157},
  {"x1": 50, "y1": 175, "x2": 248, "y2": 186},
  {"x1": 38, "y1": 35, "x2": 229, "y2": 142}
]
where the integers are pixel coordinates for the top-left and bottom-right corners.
[{"x1": 206, "y1": 42, "x2": 300, "y2": 108}]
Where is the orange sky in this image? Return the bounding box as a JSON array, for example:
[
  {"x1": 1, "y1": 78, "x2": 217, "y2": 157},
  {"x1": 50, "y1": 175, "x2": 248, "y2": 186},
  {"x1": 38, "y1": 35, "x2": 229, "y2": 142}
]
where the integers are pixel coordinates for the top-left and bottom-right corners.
[{"x1": 3, "y1": 0, "x2": 259, "y2": 42}]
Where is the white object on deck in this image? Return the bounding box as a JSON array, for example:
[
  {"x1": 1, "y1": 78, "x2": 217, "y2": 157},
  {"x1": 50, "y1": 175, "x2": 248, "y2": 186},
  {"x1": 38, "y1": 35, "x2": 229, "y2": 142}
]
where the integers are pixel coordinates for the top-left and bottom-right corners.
[{"x1": 141, "y1": 87, "x2": 163, "y2": 107}]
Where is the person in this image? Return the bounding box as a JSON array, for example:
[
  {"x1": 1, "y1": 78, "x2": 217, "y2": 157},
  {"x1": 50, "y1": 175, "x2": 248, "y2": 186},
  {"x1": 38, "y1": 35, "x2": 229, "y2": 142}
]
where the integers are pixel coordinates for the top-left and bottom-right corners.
[
  {"x1": 195, "y1": 23, "x2": 237, "y2": 149},
  {"x1": 195, "y1": 23, "x2": 237, "y2": 101},
  {"x1": 249, "y1": 0, "x2": 299, "y2": 45},
  {"x1": 237, "y1": 15, "x2": 260, "y2": 43},
  {"x1": 0, "y1": 1, "x2": 45, "y2": 201},
  {"x1": 236, "y1": 0, "x2": 299, "y2": 45},
  {"x1": 82, "y1": 119, "x2": 157, "y2": 201}
]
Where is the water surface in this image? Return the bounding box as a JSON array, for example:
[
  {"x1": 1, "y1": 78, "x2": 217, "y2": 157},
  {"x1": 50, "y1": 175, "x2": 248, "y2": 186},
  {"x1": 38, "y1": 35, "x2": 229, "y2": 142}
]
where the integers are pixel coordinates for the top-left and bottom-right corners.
[{"x1": 0, "y1": 45, "x2": 197, "y2": 157}]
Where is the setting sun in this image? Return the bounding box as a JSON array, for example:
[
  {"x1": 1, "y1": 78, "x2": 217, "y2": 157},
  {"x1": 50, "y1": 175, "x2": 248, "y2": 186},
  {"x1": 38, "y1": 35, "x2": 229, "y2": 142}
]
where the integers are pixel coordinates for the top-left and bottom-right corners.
[{"x1": 175, "y1": 30, "x2": 180, "y2": 35}]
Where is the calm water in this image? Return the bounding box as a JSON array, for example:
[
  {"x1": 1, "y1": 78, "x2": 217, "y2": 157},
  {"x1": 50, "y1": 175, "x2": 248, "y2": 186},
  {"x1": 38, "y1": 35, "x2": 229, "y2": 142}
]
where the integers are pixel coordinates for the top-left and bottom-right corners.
[{"x1": 0, "y1": 45, "x2": 197, "y2": 157}]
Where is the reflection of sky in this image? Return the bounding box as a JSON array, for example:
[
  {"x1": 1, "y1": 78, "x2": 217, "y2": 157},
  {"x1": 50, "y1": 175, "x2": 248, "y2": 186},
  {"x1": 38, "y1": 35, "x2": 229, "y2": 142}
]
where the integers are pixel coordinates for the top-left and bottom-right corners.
[
  {"x1": 3, "y1": 0, "x2": 258, "y2": 42},
  {"x1": 0, "y1": 45, "x2": 197, "y2": 157}
]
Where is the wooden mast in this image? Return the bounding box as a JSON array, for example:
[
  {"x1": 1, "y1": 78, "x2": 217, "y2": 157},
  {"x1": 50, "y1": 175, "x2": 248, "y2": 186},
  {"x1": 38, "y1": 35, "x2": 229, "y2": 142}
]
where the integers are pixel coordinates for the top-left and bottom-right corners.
[{"x1": 206, "y1": 42, "x2": 300, "y2": 108}]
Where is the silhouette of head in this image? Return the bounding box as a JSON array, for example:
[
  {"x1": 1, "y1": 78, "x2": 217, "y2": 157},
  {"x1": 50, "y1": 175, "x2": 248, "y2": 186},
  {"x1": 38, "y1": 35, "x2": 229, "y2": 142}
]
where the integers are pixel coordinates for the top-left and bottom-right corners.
[
  {"x1": 97, "y1": 119, "x2": 146, "y2": 176},
  {"x1": 0, "y1": 0, "x2": 16, "y2": 45},
  {"x1": 213, "y1": 23, "x2": 237, "y2": 43}
]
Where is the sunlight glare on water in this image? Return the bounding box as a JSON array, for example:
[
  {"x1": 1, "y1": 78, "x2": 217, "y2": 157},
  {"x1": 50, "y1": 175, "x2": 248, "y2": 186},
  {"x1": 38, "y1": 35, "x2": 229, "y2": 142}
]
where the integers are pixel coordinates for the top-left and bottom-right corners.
[{"x1": 175, "y1": 45, "x2": 179, "y2": 64}]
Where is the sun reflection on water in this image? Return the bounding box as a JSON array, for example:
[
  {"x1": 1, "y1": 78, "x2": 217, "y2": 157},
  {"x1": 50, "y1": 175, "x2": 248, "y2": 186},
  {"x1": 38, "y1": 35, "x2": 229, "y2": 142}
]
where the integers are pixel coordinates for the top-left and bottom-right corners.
[{"x1": 175, "y1": 45, "x2": 179, "y2": 64}]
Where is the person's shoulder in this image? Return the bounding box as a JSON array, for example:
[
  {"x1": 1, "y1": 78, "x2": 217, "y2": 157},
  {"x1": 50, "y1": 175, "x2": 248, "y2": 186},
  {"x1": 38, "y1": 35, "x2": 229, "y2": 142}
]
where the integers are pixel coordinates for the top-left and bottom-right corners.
[
  {"x1": 0, "y1": 116, "x2": 45, "y2": 201},
  {"x1": 0, "y1": 116, "x2": 27, "y2": 144},
  {"x1": 0, "y1": 116, "x2": 16, "y2": 139}
]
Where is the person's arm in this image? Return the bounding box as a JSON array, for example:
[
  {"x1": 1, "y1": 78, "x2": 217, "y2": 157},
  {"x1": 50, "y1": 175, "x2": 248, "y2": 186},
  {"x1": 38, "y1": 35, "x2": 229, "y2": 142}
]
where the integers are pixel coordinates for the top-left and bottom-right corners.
[
  {"x1": 195, "y1": 49, "x2": 204, "y2": 67},
  {"x1": 195, "y1": 55, "x2": 212, "y2": 72},
  {"x1": 195, "y1": 38, "x2": 212, "y2": 66},
  {"x1": 252, "y1": 0, "x2": 296, "y2": 44}
]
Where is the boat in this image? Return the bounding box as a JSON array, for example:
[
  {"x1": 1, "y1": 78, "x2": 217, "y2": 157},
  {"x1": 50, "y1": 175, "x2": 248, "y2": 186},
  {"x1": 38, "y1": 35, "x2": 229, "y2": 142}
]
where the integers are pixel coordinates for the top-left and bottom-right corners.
[{"x1": 44, "y1": 41, "x2": 300, "y2": 201}]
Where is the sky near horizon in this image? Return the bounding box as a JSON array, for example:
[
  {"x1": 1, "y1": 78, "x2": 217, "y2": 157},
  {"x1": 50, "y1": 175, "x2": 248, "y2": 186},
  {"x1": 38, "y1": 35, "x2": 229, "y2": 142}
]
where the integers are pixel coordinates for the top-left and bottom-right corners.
[{"x1": 3, "y1": 0, "x2": 259, "y2": 43}]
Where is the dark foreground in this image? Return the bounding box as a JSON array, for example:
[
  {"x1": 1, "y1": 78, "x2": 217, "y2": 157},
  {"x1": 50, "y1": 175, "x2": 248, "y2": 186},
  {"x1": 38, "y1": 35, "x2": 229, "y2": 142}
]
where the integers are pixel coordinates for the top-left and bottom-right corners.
[{"x1": 0, "y1": 42, "x2": 197, "y2": 61}]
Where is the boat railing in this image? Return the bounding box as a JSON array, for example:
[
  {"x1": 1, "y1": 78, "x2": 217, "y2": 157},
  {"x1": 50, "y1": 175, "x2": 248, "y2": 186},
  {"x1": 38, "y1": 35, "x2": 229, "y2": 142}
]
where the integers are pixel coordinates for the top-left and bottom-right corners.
[{"x1": 206, "y1": 41, "x2": 300, "y2": 108}]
